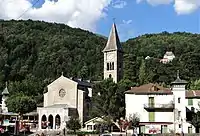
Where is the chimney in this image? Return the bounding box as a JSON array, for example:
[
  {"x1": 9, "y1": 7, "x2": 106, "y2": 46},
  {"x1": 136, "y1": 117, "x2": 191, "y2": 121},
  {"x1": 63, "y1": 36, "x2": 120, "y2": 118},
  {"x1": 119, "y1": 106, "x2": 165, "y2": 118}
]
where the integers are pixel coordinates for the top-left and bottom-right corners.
[
  {"x1": 131, "y1": 87, "x2": 134, "y2": 90},
  {"x1": 193, "y1": 90, "x2": 196, "y2": 96},
  {"x1": 151, "y1": 85, "x2": 158, "y2": 91}
]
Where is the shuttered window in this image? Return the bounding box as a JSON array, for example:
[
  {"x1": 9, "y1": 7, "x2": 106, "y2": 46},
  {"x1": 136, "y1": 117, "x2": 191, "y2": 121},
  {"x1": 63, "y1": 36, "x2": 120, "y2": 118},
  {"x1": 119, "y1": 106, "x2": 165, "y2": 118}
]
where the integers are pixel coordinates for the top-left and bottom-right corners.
[
  {"x1": 149, "y1": 112, "x2": 155, "y2": 122},
  {"x1": 188, "y1": 99, "x2": 193, "y2": 106}
]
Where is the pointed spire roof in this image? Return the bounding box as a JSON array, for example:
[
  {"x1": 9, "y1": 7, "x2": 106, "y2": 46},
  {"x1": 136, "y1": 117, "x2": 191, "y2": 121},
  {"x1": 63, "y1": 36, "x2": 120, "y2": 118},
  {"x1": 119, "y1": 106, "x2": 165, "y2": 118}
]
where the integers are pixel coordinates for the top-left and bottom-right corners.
[
  {"x1": 171, "y1": 70, "x2": 187, "y2": 85},
  {"x1": 2, "y1": 82, "x2": 9, "y2": 95},
  {"x1": 103, "y1": 22, "x2": 122, "y2": 52}
]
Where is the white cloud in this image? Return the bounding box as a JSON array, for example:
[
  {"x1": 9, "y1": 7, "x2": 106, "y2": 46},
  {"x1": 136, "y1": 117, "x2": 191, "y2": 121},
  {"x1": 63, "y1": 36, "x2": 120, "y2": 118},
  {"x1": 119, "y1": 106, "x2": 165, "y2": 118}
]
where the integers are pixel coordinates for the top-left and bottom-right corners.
[
  {"x1": 0, "y1": 0, "x2": 122, "y2": 31},
  {"x1": 117, "y1": 19, "x2": 135, "y2": 41},
  {"x1": 136, "y1": 0, "x2": 200, "y2": 14},
  {"x1": 111, "y1": 0, "x2": 127, "y2": 8},
  {"x1": 122, "y1": 19, "x2": 132, "y2": 24},
  {"x1": 137, "y1": 0, "x2": 172, "y2": 6},
  {"x1": 174, "y1": 0, "x2": 200, "y2": 15}
]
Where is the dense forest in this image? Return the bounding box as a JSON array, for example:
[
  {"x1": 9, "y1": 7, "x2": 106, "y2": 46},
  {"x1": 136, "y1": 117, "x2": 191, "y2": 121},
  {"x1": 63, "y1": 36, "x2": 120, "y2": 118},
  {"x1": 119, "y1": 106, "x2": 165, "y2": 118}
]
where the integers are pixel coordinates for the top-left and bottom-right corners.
[{"x1": 0, "y1": 20, "x2": 200, "y2": 108}]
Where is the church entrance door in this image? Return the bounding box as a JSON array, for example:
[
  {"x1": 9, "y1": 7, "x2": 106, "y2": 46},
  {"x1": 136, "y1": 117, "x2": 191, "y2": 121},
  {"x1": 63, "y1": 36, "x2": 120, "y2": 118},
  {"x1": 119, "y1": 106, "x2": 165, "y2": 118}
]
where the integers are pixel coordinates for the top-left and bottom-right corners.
[
  {"x1": 41, "y1": 115, "x2": 47, "y2": 129},
  {"x1": 55, "y1": 114, "x2": 61, "y2": 129},
  {"x1": 48, "y1": 115, "x2": 53, "y2": 129}
]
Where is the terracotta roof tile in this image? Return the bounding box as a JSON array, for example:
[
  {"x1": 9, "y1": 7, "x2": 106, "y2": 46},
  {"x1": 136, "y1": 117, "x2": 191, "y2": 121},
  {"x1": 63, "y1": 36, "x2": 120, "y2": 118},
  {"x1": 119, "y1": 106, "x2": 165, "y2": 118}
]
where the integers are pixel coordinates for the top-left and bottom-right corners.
[
  {"x1": 125, "y1": 83, "x2": 173, "y2": 95},
  {"x1": 186, "y1": 90, "x2": 200, "y2": 98}
]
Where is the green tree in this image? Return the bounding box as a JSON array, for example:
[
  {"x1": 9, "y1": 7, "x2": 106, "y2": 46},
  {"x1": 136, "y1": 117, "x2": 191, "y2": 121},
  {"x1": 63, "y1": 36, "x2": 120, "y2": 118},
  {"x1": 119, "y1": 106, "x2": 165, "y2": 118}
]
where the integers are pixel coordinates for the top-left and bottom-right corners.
[
  {"x1": 139, "y1": 59, "x2": 146, "y2": 85},
  {"x1": 78, "y1": 65, "x2": 88, "y2": 79},
  {"x1": 128, "y1": 113, "x2": 140, "y2": 134},
  {"x1": 66, "y1": 116, "x2": 81, "y2": 133},
  {"x1": 6, "y1": 94, "x2": 37, "y2": 115},
  {"x1": 90, "y1": 79, "x2": 121, "y2": 119},
  {"x1": 191, "y1": 111, "x2": 200, "y2": 133},
  {"x1": 90, "y1": 78, "x2": 133, "y2": 132},
  {"x1": 190, "y1": 79, "x2": 200, "y2": 90}
]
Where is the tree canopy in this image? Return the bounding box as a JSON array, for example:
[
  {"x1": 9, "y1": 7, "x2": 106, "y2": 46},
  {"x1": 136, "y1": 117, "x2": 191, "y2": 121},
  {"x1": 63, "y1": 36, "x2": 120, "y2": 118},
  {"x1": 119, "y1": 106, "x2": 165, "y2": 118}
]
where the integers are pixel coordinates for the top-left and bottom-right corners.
[
  {"x1": 90, "y1": 78, "x2": 133, "y2": 120},
  {"x1": 6, "y1": 94, "x2": 36, "y2": 115},
  {"x1": 66, "y1": 116, "x2": 81, "y2": 132}
]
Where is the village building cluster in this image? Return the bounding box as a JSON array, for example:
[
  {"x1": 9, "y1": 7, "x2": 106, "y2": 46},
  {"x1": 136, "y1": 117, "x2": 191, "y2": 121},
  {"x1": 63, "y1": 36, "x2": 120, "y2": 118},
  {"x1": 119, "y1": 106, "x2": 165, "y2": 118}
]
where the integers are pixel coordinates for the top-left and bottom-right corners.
[{"x1": 0, "y1": 23, "x2": 199, "y2": 135}]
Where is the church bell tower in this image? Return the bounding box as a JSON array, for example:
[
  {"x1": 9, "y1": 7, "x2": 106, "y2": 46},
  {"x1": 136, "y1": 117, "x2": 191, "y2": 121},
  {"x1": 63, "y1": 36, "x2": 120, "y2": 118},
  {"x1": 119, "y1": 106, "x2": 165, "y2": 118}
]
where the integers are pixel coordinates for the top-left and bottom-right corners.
[{"x1": 102, "y1": 22, "x2": 123, "y2": 83}]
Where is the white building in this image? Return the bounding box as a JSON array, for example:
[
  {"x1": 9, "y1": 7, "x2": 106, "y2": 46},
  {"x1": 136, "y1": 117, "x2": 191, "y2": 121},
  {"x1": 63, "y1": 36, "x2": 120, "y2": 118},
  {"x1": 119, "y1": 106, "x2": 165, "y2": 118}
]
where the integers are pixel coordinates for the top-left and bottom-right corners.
[
  {"x1": 125, "y1": 72, "x2": 200, "y2": 134},
  {"x1": 37, "y1": 74, "x2": 92, "y2": 130},
  {"x1": 160, "y1": 51, "x2": 175, "y2": 64}
]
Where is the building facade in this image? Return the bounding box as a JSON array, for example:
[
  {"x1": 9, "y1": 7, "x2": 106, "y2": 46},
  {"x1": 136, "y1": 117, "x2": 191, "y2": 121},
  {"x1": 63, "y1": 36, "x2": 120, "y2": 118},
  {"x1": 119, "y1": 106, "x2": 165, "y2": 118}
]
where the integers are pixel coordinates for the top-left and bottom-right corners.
[
  {"x1": 125, "y1": 73, "x2": 200, "y2": 134},
  {"x1": 37, "y1": 74, "x2": 92, "y2": 130}
]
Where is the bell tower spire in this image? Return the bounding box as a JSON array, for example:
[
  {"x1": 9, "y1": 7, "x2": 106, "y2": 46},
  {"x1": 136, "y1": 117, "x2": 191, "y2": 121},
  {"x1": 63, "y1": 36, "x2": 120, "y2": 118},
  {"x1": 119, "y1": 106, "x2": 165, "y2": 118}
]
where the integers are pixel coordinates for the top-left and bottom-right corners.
[{"x1": 103, "y1": 21, "x2": 123, "y2": 83}]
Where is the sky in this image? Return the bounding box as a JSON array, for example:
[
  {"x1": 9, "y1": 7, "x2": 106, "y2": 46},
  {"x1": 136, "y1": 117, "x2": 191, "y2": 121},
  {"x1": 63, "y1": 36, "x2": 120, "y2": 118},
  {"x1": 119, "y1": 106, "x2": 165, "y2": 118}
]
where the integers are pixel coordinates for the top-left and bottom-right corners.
[{"x1": 0, "y1": 0, "x2": 199, "y2": 41}]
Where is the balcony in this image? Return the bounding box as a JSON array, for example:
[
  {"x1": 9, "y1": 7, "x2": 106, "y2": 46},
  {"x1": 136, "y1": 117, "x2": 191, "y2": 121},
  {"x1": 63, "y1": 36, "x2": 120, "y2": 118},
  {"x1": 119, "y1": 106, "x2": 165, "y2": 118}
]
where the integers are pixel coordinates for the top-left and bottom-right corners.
[{"x1": 144, "y1": 103, "x2": 174, "y2": 112}]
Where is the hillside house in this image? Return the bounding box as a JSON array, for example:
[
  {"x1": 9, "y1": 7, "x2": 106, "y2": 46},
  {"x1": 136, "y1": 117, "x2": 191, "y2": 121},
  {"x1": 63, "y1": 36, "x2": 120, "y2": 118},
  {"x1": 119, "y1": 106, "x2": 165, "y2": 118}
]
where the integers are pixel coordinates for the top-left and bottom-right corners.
[{"x1": 160, "y1": 51, "x2": 175, "y2": 64}]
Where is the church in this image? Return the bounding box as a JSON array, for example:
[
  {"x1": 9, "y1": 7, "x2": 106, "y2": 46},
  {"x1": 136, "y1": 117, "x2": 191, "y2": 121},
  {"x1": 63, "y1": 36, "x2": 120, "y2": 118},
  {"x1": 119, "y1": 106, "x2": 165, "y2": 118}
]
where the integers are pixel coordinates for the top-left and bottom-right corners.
[{"x1": 37, "y1": 22, "x2": 124, "y2": 130}]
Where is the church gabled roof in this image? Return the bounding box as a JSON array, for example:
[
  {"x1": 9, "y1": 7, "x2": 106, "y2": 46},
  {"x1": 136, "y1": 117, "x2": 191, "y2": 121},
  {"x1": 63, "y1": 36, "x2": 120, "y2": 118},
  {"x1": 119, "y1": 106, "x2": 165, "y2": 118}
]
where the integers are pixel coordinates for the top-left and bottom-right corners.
[
  {"x1": 2, "y1": 82, "x2": 9, "y2": 95},
  {"x1": 102, "y1": 23, "x2": 122, "y2": 52}
]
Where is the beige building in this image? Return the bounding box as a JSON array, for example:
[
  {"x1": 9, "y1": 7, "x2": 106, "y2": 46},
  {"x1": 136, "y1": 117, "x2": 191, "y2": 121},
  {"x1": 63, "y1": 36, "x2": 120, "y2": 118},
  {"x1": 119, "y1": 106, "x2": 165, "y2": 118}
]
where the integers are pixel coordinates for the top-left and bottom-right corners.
[{"x1": 37, "y1": 74, "x2": 92, "y2": 130}]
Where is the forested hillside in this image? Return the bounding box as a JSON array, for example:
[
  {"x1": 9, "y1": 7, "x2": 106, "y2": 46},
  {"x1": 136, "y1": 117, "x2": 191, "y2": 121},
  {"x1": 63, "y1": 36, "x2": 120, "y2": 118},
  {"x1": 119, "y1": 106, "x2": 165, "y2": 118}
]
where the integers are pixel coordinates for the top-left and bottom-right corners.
[
  {"x1": 0, "y1": 20, "x2": 106, "y2": 103},
  {"x1": 123, "y1": 32, "x2": 200, "y2": 87},
  {"x1": 0, "y1": 20, "x2": 200, "y2": 106}
]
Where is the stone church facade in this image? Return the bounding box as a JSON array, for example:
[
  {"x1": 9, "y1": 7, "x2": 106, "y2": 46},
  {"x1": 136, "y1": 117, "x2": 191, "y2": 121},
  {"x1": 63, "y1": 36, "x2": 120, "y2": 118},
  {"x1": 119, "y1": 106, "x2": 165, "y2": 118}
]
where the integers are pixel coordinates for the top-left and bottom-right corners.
[
  {"x1": 37, "y1": 22, "x2": 123, "y2": 130},
  {"x1": 37, "y1": 75, "x2": 92, "y2": 130}
]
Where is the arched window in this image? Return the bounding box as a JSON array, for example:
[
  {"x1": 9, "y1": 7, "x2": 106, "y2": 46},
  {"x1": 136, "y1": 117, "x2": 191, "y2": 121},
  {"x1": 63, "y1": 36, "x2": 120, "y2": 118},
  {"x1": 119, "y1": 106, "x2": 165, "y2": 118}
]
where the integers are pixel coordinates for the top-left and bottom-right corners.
[
  {"x1": 55, "y1": 114, "x2": 61, "y2": 129},
  {"x1": 109, "y1": 74, "x2": 112, "y2": 78},
  {"x1": 107, "y1": 63, "x2": 109, "y2": 70},
  {"x1": 41, "y1": 115, "x2": 47, "y2": 129},
  {"x1": 111, "y1": 62, "x2": 114, "y2": 70},
  {"x1": 48, "y1": 114, "x2": 53, "y2": 129}
]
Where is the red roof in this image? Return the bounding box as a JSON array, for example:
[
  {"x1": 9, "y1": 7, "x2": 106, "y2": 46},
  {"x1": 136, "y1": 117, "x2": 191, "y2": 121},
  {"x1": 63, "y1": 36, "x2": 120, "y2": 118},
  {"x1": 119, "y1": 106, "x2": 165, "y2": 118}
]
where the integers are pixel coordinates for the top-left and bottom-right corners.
[
  {"x1": 186, "y1": 90, "x2": 200, "y2": 98},
  {"x1": 125, "y1": 83, "x2": 173, "y2": 95},
  {"x1": 125, "y1": 83, "x2": 200, "y2": 98}
]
